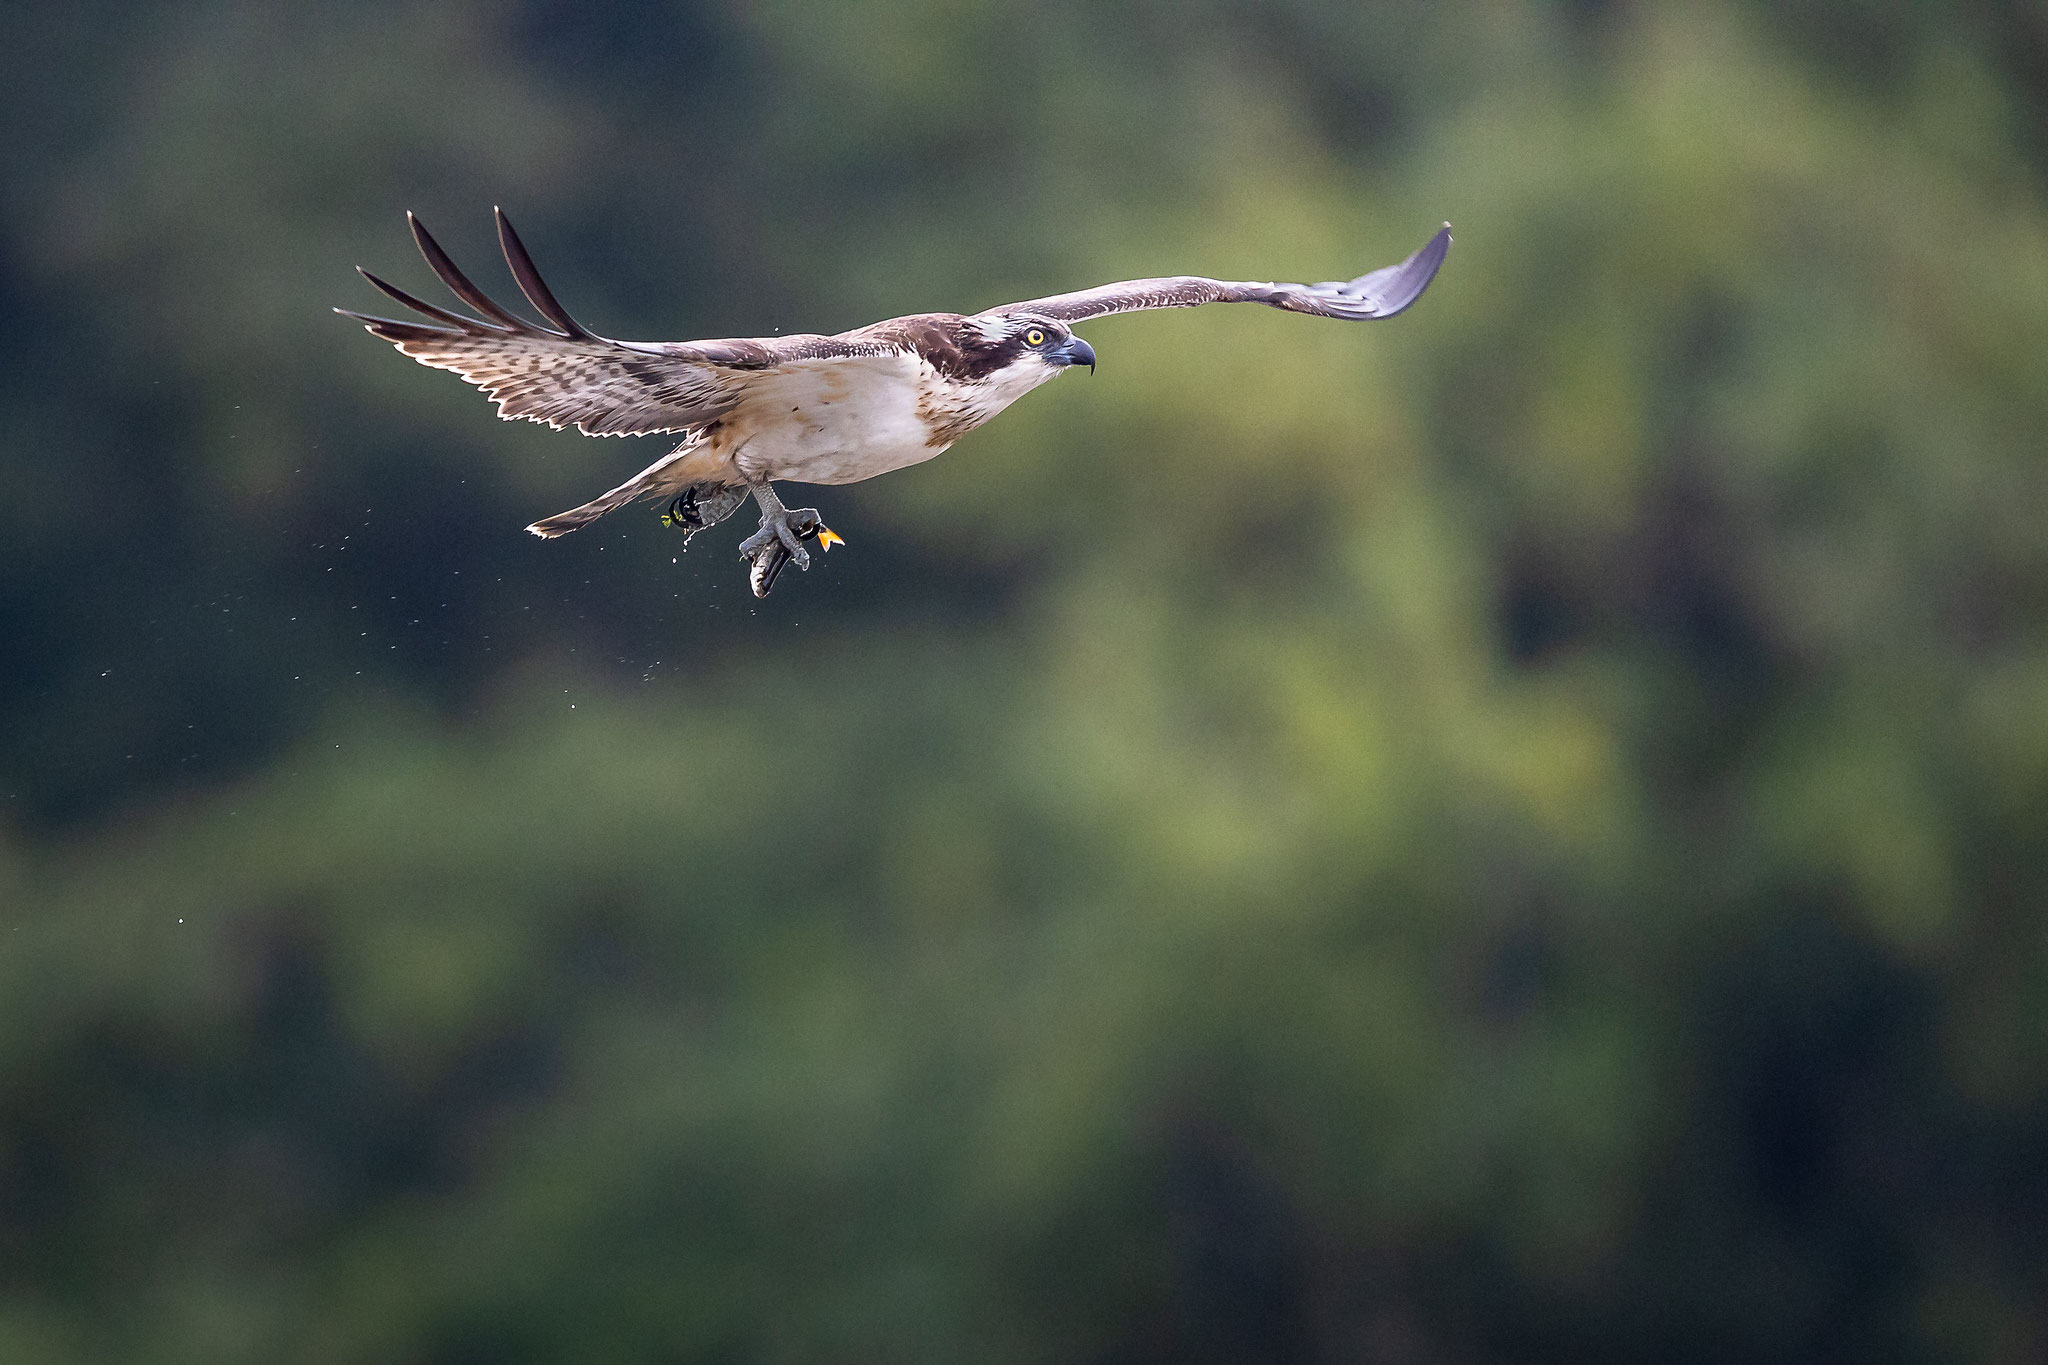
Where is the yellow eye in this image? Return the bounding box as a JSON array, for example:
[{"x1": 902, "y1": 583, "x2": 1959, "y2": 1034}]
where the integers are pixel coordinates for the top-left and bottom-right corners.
[{"x1": 1024, "y1": 329, "x2": 1046, "y2": 347}]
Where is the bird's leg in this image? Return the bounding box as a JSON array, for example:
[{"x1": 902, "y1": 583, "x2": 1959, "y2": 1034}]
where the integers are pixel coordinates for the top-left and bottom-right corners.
[
  {"x1": 737, "y1": 481, "x2": 843, "y2": 598},
  {"x1": 659, "y1": 483, "x2": 748, "y2": 549},
  {"x1": 738, "y1": 481, "x2": 813, "y2": 568}
]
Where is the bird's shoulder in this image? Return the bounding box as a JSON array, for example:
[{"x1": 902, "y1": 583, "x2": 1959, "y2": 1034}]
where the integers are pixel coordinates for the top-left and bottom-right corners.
[
  {"x1": 678, "y1": 315, "x2": 975, "y2": 377},
  {"x1": 832, "y1": 313, "x2": 1012, "y2": 384}
]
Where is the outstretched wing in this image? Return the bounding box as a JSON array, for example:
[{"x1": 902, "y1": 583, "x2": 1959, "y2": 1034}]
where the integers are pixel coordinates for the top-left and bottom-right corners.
[
  {"x1": 338, "y1": 210, "x2": 849, "y2": 437},
  {"x1": 983, "y1": 223, "x2": 1451, "y2": 325}
]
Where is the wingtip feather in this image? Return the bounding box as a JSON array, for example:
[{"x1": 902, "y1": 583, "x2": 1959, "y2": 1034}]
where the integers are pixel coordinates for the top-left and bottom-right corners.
[
  {"x1": 1337, "y1": 222, "x2": 1452, "y2": 319},
  {"x1": 357, "y1": 265, "x2": 487, "y2": 330},
  {"x1": 494, "y1": 207, "x2": 597, "y2": 341},
  {"x1": 408, "y1": 212, "x2": 529, "y2": 331}
]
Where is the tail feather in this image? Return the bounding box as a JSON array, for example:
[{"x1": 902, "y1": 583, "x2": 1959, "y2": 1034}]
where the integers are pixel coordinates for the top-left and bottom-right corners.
[
  {"x1": 526, "y1": 482, "x2": 649, "y2": 537},
  {"x1": 526, "y1": 445, "x2": 746, "y2": 539}
]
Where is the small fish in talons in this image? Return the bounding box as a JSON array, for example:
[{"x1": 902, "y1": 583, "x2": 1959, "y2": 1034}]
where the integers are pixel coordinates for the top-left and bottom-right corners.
[{"x1": 742, "y1": 509, "x2": 844, "y2": 598}]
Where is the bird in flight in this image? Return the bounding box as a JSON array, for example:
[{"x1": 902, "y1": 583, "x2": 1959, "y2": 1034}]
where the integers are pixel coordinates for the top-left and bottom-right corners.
[{"x1": 339, "y1": 210, "x2": 1451, "y2": 596}]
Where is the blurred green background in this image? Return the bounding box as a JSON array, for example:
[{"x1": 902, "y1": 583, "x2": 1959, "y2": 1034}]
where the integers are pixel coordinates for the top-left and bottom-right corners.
[{"x1": 4, "y1": 1, "x2": 2047, "y2": 1360}]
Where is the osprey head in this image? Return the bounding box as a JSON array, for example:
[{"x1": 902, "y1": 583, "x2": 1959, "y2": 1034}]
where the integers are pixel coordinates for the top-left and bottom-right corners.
[{"x1": 967, "y1": 313, "x2": 1096, "y2": 376}]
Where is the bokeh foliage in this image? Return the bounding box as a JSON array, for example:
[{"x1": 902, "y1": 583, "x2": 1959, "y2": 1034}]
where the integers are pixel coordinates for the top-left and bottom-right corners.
[{"x1": 3, "y1": 1, "x2": 2047, "y2": 1361}]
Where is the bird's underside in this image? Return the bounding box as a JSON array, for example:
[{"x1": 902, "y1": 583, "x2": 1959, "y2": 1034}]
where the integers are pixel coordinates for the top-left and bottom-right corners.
[{"x1": 339, "y1": 209, "x2": 1451, "y2": 597}]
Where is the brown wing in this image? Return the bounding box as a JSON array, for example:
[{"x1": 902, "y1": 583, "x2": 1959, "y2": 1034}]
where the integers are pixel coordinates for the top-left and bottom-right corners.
[
  {"x1": 983, "y1": 223, "x2": 1451, "y2": 325},
  {"x1": 337, "y1": 209, "x2": 865, "y2": 437}
]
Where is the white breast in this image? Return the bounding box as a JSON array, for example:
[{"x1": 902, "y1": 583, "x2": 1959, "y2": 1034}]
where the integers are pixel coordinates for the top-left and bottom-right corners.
[{"x1": 720, "y1": 349, "x2": 1061, "y2": 486}]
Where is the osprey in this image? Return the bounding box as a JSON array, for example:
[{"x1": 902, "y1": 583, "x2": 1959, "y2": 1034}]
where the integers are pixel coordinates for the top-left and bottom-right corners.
[{"x1": 339, "y1": 210, "x2": 1451, "y2": 596}]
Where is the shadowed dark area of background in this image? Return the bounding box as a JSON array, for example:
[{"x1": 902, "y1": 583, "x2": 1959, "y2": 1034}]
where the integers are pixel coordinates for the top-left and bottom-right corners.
[{"x1": 3, "y1": 2, "x2": 2047, "y2": 1360}]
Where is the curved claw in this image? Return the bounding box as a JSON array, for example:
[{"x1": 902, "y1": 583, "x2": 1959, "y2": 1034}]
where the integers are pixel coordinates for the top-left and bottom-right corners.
[
  {"x1": 738, "y1": 521, "x2": 810, "y2": 570},
  {"x1": 776, "y1": 517, "x2": 812, "y2": 566},
  {"x1": 658, "y1": 485, "x2": 749, "y2": 550},
  {"x1": 740, "y1": 506, "x2": 839, "y2": 597},
  {"x1": 661, "y1": 491, "x2": 702, "y2": 531}
]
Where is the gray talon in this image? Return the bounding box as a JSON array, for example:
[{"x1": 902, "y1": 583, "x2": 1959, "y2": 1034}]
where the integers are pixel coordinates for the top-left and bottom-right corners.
[
  {"x1": 739, "y1": 482, "x2": 842, "y2": 597},
  {"x1": 659, "y1": 484, "x2": 747, "y2": 550},
  {"x1": 740, "y1": 504, "x2": 834, "y2": 597},
  {"x1": 738, "y1": 515, "x2": 812, "y2": 569}
]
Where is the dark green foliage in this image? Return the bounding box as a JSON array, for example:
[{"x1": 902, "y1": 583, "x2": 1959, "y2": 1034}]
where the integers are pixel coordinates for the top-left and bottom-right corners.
[{"x1": 2, "y1": 2, "x2": 2046, "y2": 1359}]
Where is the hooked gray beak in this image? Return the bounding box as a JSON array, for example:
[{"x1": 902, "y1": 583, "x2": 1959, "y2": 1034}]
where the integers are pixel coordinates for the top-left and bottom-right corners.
[{"x1": 1058, "y1": 335, "x2": 1096, "y2": 373}]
